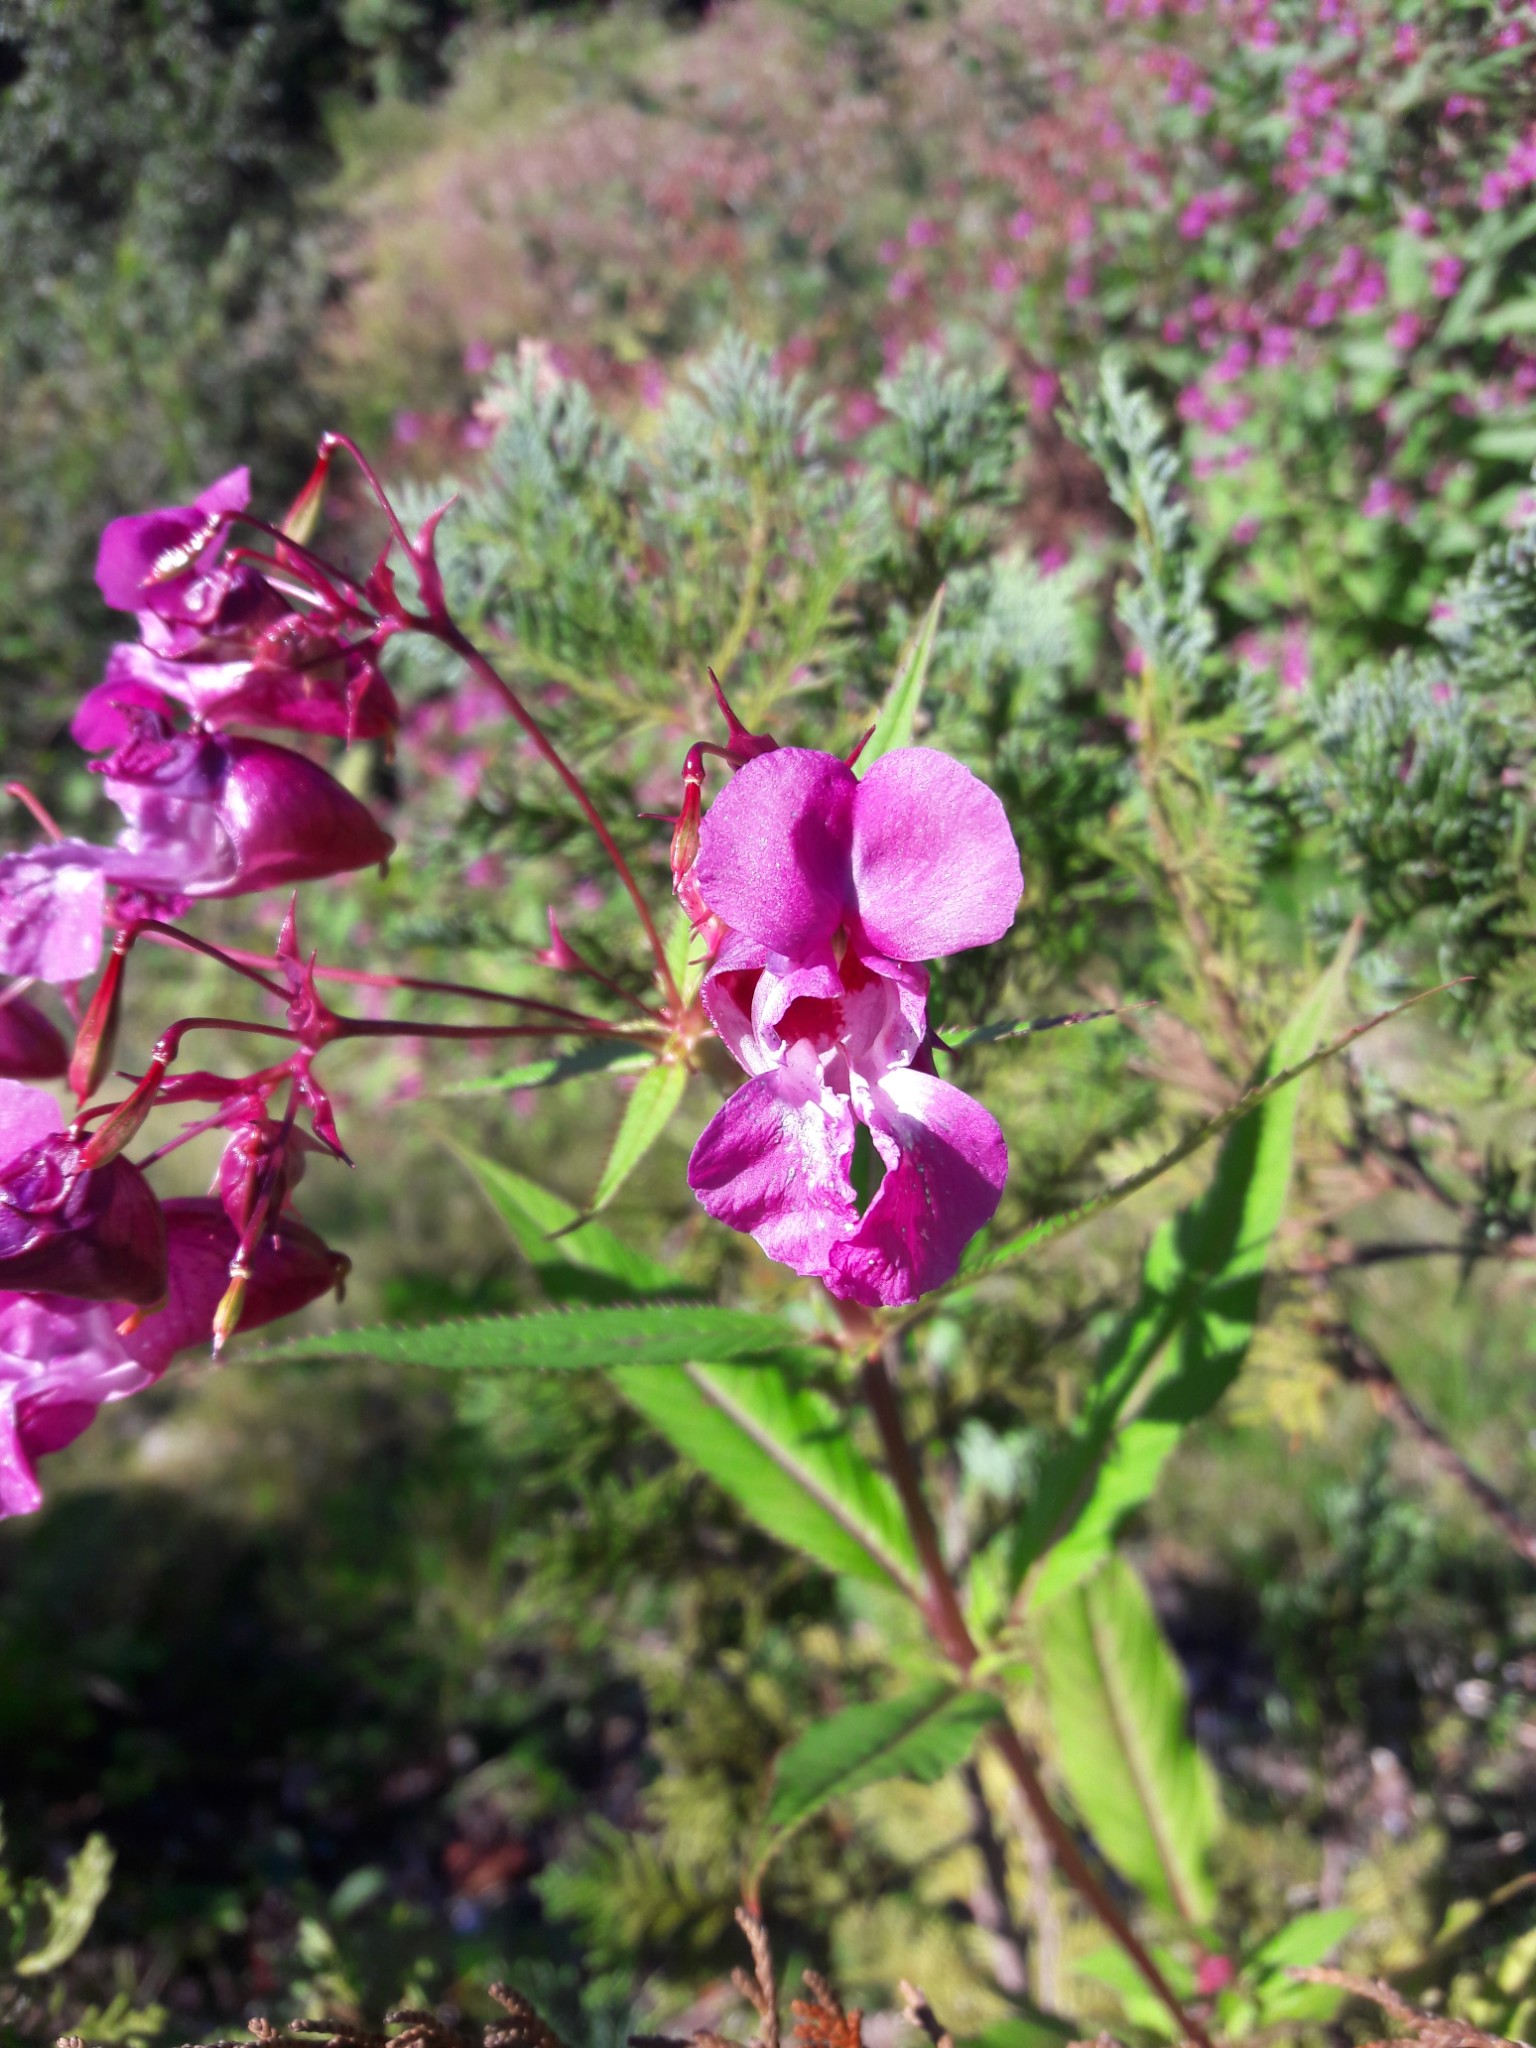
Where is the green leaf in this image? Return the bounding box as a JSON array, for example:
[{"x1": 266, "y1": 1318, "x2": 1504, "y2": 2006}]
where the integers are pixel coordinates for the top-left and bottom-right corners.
[
  {"x1": 252, "y1": 1305, "x2": 811, "y2": 1372},
  {"x1": 664, "y1": 905, "x2": 709, "y2": 1010},
  {"x1": 1074, "y1": 1940, "x2": 1194, "y2": 2041},
  {"x1": 766, "y1": 1680, "x2": 1004, "y2": 1833},
  {"x1": 1015, "y1": 942, "x2": 1363, "y2": 1602},
  {"x1": 961, "y1": 2018, "x2": 1077, "y2": 2048},
  {"x1": 449, "y1": 1144, "x2": 681, "y2": 1301},
  {"x1": 1246, "y1": 1907, "x2": 1355, "y2": 1974},
  {"x1": 857, "y1": 583, "x2": 945, "y2": 773},
  {"x1": 442, "y1": 1039, "x2": 654, "y2": 1097},
  {"x1": 15, "y1": 1833, "x2": 113, "y2": 1976},
  {"x1": 584, "y1": 1057, "x2": 689, "y2": 1218},
  {"x1": 960, "y1": 972, "x2": 1456, "y2": 1292},
  {"x1": 611, "y1": 1360, "x2": 922, "y2": 1598},
  {"x1": 943, "y1": 1002, "x2": 1150, "y2": 1051},
  {"x1": 1039, "y1": 1556, "x2": 1220, "y2": 1925}
]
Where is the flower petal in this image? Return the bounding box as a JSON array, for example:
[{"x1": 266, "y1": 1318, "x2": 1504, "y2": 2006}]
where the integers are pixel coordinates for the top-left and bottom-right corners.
[
  {"x1": 694, "y1": 748, "x2": 855, "y2": 955},
  {"x1": 825, "y1": 1067, "x2": 1007, "y2": 1307},
  {"x1": 851, "y1": 748, "x2": 1022, "y2": 960},
  {"x1": 0, "y1": 1079, "x2": 62, "y2": 1165},
  {"x1": 0, "y1": 841, "x2": 109, "y2": 983},
  {"x1": 687, "y1": 1058, "x2": 858, "y2": 1279}
]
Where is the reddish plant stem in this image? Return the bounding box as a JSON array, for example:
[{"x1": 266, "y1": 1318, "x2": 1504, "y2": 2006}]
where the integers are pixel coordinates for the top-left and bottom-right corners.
[
  {"x1": 334, "y1": 1015, "x2": 645, "y2": 1044},
  {"x1": 128, "y1": 920, "x2": 288, "y2": 998},
  {"x1": 5, "y1": 782, "x2": 65, "y2": 842},
  {"x1": 858, "y1": 1342, "x2": 1213, "y2": 2048},
  {"x1": 137, "y1": 925, "x2": 625, "y2": 1030},
  {"x1": 433, "y1": 620, "x2": 682, "y2": 1013}
]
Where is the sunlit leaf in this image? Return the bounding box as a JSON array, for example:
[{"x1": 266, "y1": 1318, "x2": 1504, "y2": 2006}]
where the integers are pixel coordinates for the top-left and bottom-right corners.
[
  {"x1": 583, "y1": 1057, "x2": 690, "y2": 1218},
  {"x1": 766, "y1": 1679, "x2": 1003, "y2": 1833},
  {"x1": 1016, "y1": 941, "x2": 1365, "y2": 1601},
  {"x1": 442, "y1": 1039, "x2": 654, "y2": 1097},
  {"x1": 856, "y1": 583, "x2": 945, "y2": 773},
  {"x1": 1039, "y1": 1556, "x2": 1219, "y2": 1925},
  {"x1": 251, "y1": 1305, "x2": 811, "y2": 1372},
  {"x1": 448, "y1": 1144, "x2": 683, "y2": 1302},
  {"x1": 612, "y1": 1360, "x2": 922, "y2": 1598}
]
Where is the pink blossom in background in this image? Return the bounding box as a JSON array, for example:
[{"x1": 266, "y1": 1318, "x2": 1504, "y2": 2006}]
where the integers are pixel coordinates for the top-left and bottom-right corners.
[
  {"x1": 990, "y1": 260, "x2": 1020, "y2": 293},
  {"x1": 1028, "y1": 369, "x2": 1062, "y2": 415},
  {"x1": 460, "y1": 418, "x2": 493, "y2": 450},
  {"x1": 906, "y1": 215, "x2": 941, "y2": 248},
  {"x1": 463, "y1": 340, "x2": 495, "y2": 375},
  {"x1": 1279, "y1": 622, "x2": 1310, "y2": 694},
  {"x1": 1232, "y1": 516, "x2": 1261, "y2": 545},
  {"x1": 1008, "y1": 209, "x2": 1036, "y2": 240},
  {"x1": 1362, "y1": 477, "x2": 1409, "y2": 519},
  {"x1": 841, "y1": 391, "x2": 884, "y2": 436},
  {"x1": 640, "y1": 361, "x2": 669, "y2": 408},
  {"x1": 878, "y1": 238, "x2": 902, "y2": 265},
  {"x1": 1431, "y1": 254, "x2": 1464, "y2": 298},
  {"x1": 1388, "y1": 311, "x2": 1424, "y2": 352},
  {"x1": 1038, "y1": 542, "x2": 1070, "y2": 574},
  {"x1": 393, "y1": 411, "x2": 424, "y2": 447},
  {"x1": 1403, "y1": 204, "x2": 1436, "y2": 235}
]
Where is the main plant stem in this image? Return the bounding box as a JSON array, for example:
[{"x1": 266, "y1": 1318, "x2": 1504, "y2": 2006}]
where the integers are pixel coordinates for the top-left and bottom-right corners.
[{"x1": 858, "y1": 1342, "x2": 1213, "y2": 2048}]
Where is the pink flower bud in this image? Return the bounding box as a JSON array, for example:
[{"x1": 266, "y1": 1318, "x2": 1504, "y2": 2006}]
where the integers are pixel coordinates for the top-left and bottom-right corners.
[
  {"x1": 0, "y1": 996, "x2": 68, "y2": 1083},
  {"x1": 0, "y1": 1083, "x2": 166, "y2": 1305},
  {"x1": 99, "y1": 714, "x2": 394, "y2": 900}
]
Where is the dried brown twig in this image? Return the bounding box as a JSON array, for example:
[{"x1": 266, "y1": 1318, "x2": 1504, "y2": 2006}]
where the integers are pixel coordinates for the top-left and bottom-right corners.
[{"x1": 1291, "y1": 1968, "x2": 1521, "y2": 2048}]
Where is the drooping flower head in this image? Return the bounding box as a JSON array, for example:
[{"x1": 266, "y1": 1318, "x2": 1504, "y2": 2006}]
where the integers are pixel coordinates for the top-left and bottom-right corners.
[
  {"x1": 0, "y1": 1195, "x2": 348, "y2": 1519},
  {"x1": 686, "y1": 747, "x2": 1022, "y2": 1307},
  {"x1": 0, "y1": 1081, "x2": 166, "y2": 1305}
]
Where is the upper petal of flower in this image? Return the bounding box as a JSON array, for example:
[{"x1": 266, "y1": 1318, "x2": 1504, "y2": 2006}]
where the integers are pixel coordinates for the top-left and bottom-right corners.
[
  {"x1": 824, "y1": 1066, "x2": 1007, "y2": 1307},
  {"x1": 687, "y1": 1056, "x2": 859, "y2": 1280},
  {"x1": 0, "y1": 841, "x2": 110, "y2": 984},
  {"x1": 95, "y1": 467, "x2": 251, "y2": 615},
  {"x1": 693, "y1": 748, "x2": 856, "y2": 956},
  {"x1": 850, "y1": 749, "x2": 1023, "y2": 961}
]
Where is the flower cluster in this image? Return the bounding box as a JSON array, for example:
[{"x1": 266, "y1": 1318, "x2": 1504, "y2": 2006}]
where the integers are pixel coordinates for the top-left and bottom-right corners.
[{"x1": 0, "y1": 465, "x2": 401, "y2": 1515}]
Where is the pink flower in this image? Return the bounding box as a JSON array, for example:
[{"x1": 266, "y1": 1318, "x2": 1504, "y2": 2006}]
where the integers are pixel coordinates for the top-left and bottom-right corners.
[
  {"x1": 95, "y1": 468, "x2": 251, "y2": 621},
  {"x1": 686, "y1": 748, "x2": 1021, "y2": 1306},
  {"x1": 1431, "y1": 254, "x2": 1464, "y2": 298},
  {"x1": 0, "y1": 1194, "x2": 347, "y2": 1518},
  {"x1": 1388, "y1": 311, "x2": 1424, "y2": 351},
  {"x1": 0, "y1": 841, "x2": 112, "y2": 983}
]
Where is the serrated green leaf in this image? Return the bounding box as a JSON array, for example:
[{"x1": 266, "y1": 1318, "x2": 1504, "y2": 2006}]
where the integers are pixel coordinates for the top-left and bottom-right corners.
[
  {"x1": 664, "y1": 905, "x2": 709, "y2": 1010},
  {"x1": 15, "y1": 1833, "x2": 113, "y2": 1976},
  {"x1": 585, "y1": 1058, "x2": 689, "y2": 1217},
  {"x1": 442, "y1": 1039, "x2": 654, "y2": 1097},
  {"x1": 1015, "y1": 942, "x2": 1363, "y2": 1603},
  {"x1": 448, "y1": 1144, "x2": 682, "y2": 1302},
  {"x1": 856, "y1": 583, "x2": 944, "y2": 773},
  {"x1": 611, "y1": 1360, "x2": 922, "y2": 1598},
  {"x1": 1040, "y1": 1556, "x2": 1220, "y2": 1925},
  {"x1": 251, "y1": 1305, "x2": 811, "y2": 1372},
  {"x1": 766, "y1": 1680, "x2": 1003, "y2": 1833}
]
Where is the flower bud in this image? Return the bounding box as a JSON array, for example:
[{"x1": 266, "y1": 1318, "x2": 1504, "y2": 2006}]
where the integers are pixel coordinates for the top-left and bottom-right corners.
[
  {"x1": 68, "y1": 930, "x2": 131, "y2": 1103},
  {"x1": 0, "y1": 995, "x2": 68, "y2": 1083},
  {"x1": 99, "y1": 714, "x2": 395, "y2": 900},
  {"x1": 0, "y1": 1131, "x2": 166, "y2": 1304},
  {"x1": 123, "y1": 1197, "x2": 348, "y2": 1366}
]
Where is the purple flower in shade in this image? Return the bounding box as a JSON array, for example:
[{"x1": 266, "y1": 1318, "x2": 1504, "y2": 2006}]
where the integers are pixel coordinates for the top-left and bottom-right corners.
[
  {"x1": 685, "y1": 748, "x2": 1021, "y2": 1307},
  {"x1": 95, "y1": 468, "x2": 251, "y2": 622},
  {"x1": 0, "y1": 1081, "x2": 166, "y2": 1306},
  {"x1": 96, "y1": 712, "x2": 395, "y2": 902},
  {"x1": 0, "y1": 996, "x2": 68, "y2": 1083},
  {"x1": 0, "y1": 1194, "x2": 348, "y2": 1518}
]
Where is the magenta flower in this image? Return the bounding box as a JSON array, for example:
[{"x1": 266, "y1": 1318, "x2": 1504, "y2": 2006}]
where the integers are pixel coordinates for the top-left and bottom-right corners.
[
  {"x1": 0, "y1": 1081, "x2": 166, "y2": 1305},
  {"x1": 0, "y1": 996, "x2": 68, "y2": 1083},
  {"x1": 0, "y1": 1195, "x2": 347, "y2": 1518},
  {"x1": 686, "y1": 748, "x2": 1021, "y2": 1307},
  {"x1": 0, "y1": 841, "x2": 112, "y2": 984}
]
